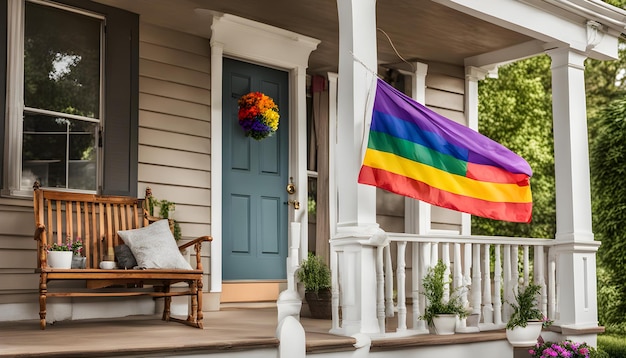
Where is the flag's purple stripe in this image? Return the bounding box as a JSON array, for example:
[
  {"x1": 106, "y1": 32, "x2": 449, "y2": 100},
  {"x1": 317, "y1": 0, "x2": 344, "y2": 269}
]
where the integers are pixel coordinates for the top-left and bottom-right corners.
[{"x1": 374, "y1": 78, "x2": 532, "y2": 176}]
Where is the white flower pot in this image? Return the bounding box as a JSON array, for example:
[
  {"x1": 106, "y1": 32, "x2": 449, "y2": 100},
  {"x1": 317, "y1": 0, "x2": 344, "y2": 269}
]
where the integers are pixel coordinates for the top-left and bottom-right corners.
[
  {"x1": 506, "y1": 321, "x2": 543, "y2": 347},
  {"x1": 47, "y1": 251, "x2": 73, "y2": 269},
  {"x1": 432, "y1": 314, "x2": 457, "y2": 335}
]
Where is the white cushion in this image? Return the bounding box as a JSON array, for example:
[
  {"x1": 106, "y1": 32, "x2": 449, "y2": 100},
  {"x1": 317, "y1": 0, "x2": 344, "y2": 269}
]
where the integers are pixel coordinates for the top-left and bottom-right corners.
[{"x1": 117, "y1": 219, "x2": 192, "y2": 270}]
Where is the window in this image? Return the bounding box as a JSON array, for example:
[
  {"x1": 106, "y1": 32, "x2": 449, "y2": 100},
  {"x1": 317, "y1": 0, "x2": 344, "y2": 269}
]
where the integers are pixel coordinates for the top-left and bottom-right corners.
[
  {"x1": 22, "y1": 1, "x2": 102, "y2": 191},
  {"x1": 1, "y1": 0, "x2": 139, "y2": 197}
]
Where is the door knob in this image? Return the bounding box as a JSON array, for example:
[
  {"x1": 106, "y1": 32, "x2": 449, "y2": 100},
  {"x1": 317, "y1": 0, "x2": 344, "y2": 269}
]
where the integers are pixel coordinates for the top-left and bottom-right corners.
[{"x1": 286, "y1": 176, "x2": 296, "y2": 194}]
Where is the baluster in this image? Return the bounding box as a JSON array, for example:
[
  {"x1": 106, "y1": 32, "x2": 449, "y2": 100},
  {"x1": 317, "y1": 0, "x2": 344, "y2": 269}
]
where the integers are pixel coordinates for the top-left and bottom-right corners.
[
  {"x1": 396, "y1": 242, "x2": 407, "y2": 331},
  {"x1": 535, "y1": 245, "x2": 548, "y2": 316},
  {"x1": 412, "y1": 243, "x2": 428, "y2": 333},
  {"x1": 462, "y1": 243, "x2": 472, "y2": 310},
  {"x1": 494, "y1": 244, "x2": 503, "y2": 326},
  {"x1": 330, "y1": 243, "x2": 340, "y2": 332},
  {"x1": 482, "y1": 243, "x2": 493, "y2": 325},
  {"x1": 512, "y1": 245, "x2": 520, "y2": 287},
  {"x1": 548, "y1": 248, "x2": 557, "y2": 320},
  {"x1": 385, "y1": 244, "x2": 394, "y2": 317},
  {"x1": 417, "y1": 242, "x2": 432, "y2": 330},
  {"x1": 453, "y1": 244, "x2": 462, "y2": 294},
  {"x1": 471, "y1": 244, "x2": 482, "y2": 316},
  {"x1": 442, "y1": 242, "x2": 450, "y2": 301},
  {"x1": 376, "y1": 245, "x2": 386, "y2": 334},
  {"x1": 523, "y1": 245, "x2": 530, "y2": 285},
  {"x1": 503, "y1": 244, "x2": 512, "y2": 321}
]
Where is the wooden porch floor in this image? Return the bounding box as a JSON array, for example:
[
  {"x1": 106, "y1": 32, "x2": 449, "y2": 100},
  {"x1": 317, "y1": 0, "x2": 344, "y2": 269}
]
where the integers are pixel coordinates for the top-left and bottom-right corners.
[{"x1": 0, "y1": 307, "x2": 510, "y2": 357}]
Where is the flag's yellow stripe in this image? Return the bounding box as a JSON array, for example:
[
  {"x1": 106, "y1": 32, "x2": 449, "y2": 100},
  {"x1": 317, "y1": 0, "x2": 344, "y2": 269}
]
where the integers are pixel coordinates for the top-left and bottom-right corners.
[{"x1": 363, "y1": 148, "x2": 531, "y2": 203}]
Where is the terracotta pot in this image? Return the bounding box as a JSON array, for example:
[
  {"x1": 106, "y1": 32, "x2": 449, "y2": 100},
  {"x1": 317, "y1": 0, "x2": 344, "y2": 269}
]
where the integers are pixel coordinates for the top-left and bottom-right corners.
[
  {"x1": 506, "y1": 321, "x2": 542, "y2": 347},
  {"x1": 305, "y1": 290, "x2": 332, "y2": 319}
]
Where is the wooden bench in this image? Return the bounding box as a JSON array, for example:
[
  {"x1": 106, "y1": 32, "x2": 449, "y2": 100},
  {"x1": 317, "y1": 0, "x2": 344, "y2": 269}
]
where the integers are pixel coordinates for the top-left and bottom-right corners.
[{"x1": 33, "y1": 183, "x2": 212, "y2": 329}]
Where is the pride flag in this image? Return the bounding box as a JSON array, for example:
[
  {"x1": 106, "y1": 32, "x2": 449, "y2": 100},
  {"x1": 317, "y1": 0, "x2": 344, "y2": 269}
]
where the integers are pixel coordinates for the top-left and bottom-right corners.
[{"x1": 358, "y1": 78, "x2": 532, "y2": 223}]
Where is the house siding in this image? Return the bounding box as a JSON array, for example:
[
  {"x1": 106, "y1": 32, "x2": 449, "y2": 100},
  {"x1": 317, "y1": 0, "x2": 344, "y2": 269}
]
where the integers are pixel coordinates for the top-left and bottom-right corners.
[
  {"x1": 0, "y1": 22, "x2": 214, "y2": 321},
  {"x1": 137, "y1": 23, "x2": 213, "y2": 289}
]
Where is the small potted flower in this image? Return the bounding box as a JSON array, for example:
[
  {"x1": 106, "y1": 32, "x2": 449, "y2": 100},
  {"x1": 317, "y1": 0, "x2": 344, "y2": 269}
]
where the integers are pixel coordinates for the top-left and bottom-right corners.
[{"x1": 46, "y1": 236, "x2": 82, "y2": 269}]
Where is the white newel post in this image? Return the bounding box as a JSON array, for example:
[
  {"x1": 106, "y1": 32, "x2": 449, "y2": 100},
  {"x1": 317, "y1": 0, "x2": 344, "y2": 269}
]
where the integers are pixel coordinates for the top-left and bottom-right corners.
[
  {"x1": 547, "y1": 48, "x2": 600, "y2": 345},
  {"x1": 330, "y1": 0, "x2": 384, "y2": 336}
]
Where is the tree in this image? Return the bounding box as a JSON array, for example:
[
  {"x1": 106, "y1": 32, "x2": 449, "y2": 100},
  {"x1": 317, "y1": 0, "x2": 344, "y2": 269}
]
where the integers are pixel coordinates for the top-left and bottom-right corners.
[
  {"x1": 474, "y1": 56, "x2": 556, "y2": 239},
  {"x1": 589, "y1": 98, "x2": 626, "y2": 324}
]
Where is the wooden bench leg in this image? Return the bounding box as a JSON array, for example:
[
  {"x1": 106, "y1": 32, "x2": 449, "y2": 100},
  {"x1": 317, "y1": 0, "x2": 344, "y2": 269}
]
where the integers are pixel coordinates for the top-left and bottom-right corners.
[
  {"x1": 39, "y1": 273, "x2": 47, "y2": 330},
  {"x1": 162, "y1": 282, "x2": 171, "y2": 321},
  {"x1": 196, "y1": 278, "x2": 204, "y2": 328}
]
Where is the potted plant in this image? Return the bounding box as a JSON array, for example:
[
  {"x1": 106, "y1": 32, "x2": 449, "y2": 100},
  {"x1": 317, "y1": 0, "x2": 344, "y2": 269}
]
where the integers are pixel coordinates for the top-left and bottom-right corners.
[
  {"x1": 46, "y1": 236, "x2": 82, "y2": 269},
  {"x1": 419, "y1": 260, "x2": 468, "y2": 335},
  {"x1": 506, "y1": 283, "x2": 546, "y2": 346},
  {"x1": 296, "y1": 252, "x2": 331, "y2": 319}
]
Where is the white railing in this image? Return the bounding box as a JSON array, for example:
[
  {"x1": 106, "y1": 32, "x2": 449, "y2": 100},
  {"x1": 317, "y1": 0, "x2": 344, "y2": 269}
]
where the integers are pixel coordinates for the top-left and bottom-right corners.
[{"x1": 331, "y1": 232, "x2": 557, "y2": 336}]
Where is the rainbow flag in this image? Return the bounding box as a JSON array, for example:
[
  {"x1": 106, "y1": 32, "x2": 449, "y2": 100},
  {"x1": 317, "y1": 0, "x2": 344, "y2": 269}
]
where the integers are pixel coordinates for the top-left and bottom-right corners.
[{"x1": 358, "y1": 78, "x2": 532, "y2": 223}]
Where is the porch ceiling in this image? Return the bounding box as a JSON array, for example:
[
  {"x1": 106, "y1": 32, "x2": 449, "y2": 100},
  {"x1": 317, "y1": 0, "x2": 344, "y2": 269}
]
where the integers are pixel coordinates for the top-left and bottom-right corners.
[{"x1": 96, "y1": 0, "x2": 534, "y2": 74}]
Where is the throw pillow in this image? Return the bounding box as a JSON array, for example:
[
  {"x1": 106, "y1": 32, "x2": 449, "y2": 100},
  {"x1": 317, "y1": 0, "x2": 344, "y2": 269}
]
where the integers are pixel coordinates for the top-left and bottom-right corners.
[
  {"x1": 117, "y1": 219, "x2": 192, "y2": 270},
  {"x1": 114, "y1": 244, "x2": 137, "y2": 269}
]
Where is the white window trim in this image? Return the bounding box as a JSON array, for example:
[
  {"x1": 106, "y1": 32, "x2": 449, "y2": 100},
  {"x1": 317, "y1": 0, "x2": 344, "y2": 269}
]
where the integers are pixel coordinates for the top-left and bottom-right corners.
[{"x1": 3, "y1": 0, "x2": 105, "y2": 197}]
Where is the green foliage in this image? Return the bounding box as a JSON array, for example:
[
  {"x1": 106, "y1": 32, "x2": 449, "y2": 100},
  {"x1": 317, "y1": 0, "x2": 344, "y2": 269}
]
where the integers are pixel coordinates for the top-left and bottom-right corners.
[
  {"x1": 297, "y1": 253, "x2": 331, "y2": 293},
  {"x1": 419, "y1": 260, "x2": 468, "y2": 325},
  {"x1": 506, "y1": 283, "x2": 543, "y2": 329},
  {"x1": 597, "y1": 268, "x2": 621, "y2": 326},
  {"x1": 598, "y1": 334, "x2": 626, "y2": 358},
  {"x1": 590, "y1": 98, "x2": 626, "y2": 324},
  {"x1": 475, "y1": 56, "x2": 555, "y2": 239}
]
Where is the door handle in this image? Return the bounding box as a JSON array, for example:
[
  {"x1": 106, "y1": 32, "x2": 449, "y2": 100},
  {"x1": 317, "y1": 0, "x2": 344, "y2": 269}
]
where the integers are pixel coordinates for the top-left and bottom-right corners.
[{"x1": 287, "y1": 200, "x2": 300, "y2": 210}]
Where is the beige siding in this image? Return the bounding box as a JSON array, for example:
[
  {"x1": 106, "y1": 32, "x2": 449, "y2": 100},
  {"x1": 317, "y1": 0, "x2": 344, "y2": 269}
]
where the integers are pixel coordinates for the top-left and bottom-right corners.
[
  {"x1": 0, "y1": 200, "x2": 39, "y2": 298},
  {"x1": 137, "y1": 23, "x2": 212, "y2": 284},
  {"x1": 0, "y1": 23, "x2": 214, "y2": 311}
]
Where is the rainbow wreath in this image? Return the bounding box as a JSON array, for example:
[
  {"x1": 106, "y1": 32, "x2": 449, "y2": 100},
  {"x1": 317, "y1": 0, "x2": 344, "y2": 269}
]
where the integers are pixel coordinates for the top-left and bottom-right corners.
[{"x1": 237, "y1": 92, "x2": 280, "y2": 140}]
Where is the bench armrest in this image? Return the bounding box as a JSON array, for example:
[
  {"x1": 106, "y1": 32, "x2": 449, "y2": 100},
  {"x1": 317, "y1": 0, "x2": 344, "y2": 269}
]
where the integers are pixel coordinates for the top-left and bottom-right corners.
[
  {"x1": 34, "y1": 224, "x2": 47, "y2": 268},
  {"x1": 178, "y1": 236, "x2": 212, "y2": 270}
]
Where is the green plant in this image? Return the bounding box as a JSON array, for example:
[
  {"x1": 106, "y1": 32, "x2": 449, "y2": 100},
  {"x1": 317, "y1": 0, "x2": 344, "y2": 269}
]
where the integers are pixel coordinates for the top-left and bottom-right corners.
[
  {"x1": 598, "y1": 334, "x2": 626, "y2": 358},
  {"x1": 506, "y1": 283, "x2": 544, "y2": 329},
  {"x1": 297, "y1": 252, "x2": 331, "y2": 293},
  {"x1": 146, "y1": 195, "x2": 182, "y2": 241},
  {"x1": 419, "y1": 260, "x2": 468, "y2": 325},
  {"x1": 45, "y1": 236, "x2": 82, "y2": 255}
]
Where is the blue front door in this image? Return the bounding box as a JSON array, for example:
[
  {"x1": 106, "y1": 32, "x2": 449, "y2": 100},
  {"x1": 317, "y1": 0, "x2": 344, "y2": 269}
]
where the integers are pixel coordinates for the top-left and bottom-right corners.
[{"x1": 222, "y1": 58, "x2": 289, "y2": 280}]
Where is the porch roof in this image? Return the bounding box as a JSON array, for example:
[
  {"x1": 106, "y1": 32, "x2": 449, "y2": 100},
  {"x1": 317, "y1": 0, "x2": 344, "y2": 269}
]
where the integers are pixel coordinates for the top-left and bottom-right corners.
[{"x1": 95, "y1": 0, "x2": 626, "y2": 74}]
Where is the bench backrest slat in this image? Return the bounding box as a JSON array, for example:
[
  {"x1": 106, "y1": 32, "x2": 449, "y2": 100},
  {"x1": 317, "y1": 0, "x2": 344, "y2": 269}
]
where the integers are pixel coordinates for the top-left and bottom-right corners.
[{"x1": 34, "y1": 188, "x2": 144, "y2": 269}]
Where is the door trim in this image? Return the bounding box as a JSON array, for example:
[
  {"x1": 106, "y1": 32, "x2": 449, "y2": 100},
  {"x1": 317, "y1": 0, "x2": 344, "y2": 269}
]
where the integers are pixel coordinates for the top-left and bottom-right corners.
[{"x1": 209, "y1": 13, "x2": 319, "y2": 300}]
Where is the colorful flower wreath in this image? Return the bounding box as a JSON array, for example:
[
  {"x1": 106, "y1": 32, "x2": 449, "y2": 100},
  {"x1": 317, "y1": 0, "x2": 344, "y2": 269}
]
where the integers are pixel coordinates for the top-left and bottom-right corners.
[{"x1": 237, "y1": 92, "x2": 280, "y2": 140}]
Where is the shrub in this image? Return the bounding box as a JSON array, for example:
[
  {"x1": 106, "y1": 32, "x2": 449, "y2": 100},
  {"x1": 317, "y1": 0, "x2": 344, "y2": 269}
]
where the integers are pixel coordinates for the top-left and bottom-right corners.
[{"x1": 598, "y1": 334, "x2": 626, "y2": 358}]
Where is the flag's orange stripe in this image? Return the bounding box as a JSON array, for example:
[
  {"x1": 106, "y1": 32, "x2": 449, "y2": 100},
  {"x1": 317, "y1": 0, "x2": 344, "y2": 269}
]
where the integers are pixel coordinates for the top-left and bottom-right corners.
[{"x1": 358, "y1": 166, "x2": 532, "y2": 223}]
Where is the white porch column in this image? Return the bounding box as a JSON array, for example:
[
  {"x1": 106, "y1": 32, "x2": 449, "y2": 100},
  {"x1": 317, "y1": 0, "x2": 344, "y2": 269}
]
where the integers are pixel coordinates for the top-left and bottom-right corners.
[
  {"x1": 546, "y1": 48, "x2": 600, "y2": 336},
  {"x1": 463, "y1": 66, "x2": 488, "y2": 236},
  {"x1": 330, "y1": 0, "x2": 382, "y2": 337}
]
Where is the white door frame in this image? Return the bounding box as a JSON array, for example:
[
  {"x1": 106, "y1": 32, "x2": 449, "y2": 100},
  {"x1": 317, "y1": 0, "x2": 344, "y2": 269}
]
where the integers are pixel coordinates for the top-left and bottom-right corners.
[{"x1": 209, "y1": 13, "x2": 319, "y2": 296}]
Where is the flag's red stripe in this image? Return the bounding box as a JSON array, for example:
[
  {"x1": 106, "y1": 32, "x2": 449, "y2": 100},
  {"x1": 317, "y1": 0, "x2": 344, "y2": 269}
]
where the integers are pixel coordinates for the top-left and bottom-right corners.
[
  {"x1": 358, "y1": 166, "x2": 532, "y2": 223},
  {"x1": 466, "y1": 162, "x2": 530, "y2": 185}
]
